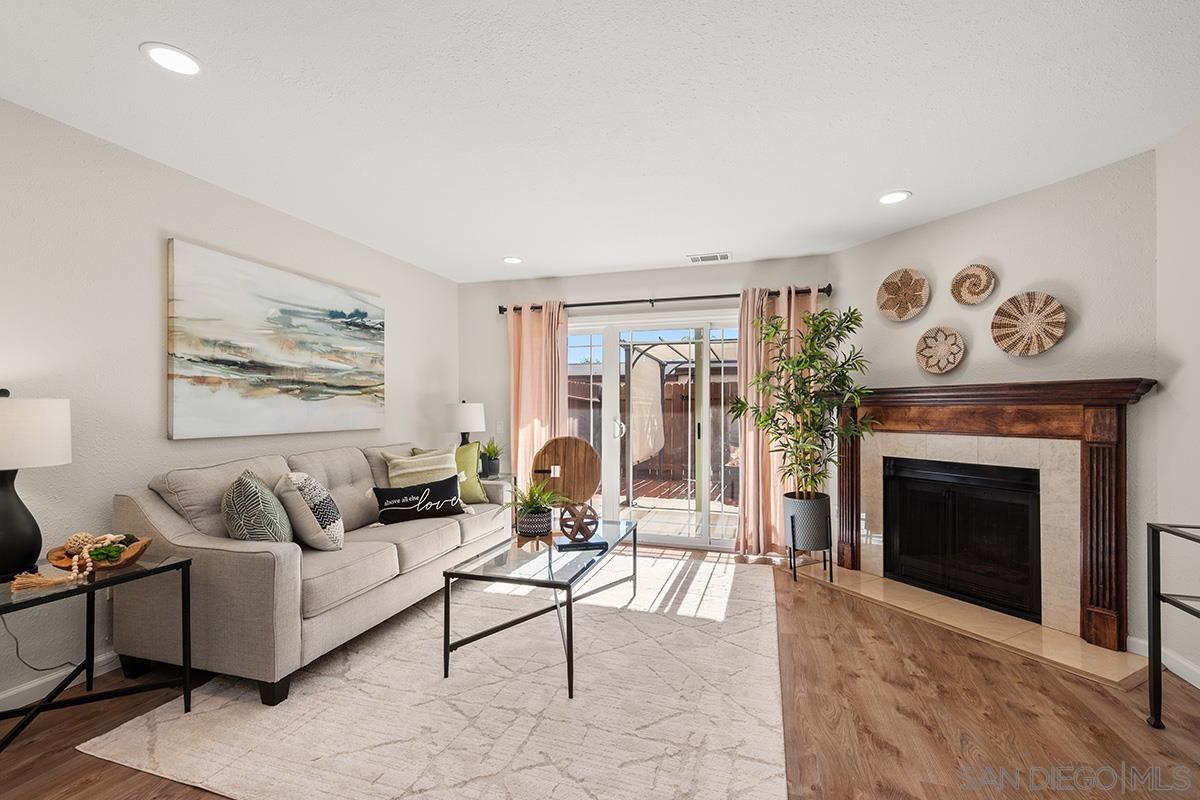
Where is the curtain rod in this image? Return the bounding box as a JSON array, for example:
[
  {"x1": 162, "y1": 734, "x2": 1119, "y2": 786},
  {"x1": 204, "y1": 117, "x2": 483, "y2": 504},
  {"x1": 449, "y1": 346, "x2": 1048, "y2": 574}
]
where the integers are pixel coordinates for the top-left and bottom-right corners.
[{"x1": 497, "y1": 283, "x2": 833, "y2": 315}]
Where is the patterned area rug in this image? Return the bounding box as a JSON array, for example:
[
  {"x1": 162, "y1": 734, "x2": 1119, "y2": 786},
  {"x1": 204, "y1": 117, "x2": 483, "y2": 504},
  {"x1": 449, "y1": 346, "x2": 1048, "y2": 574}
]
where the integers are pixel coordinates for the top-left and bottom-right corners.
[{"x1": 79, "y1": 550, "x2": 785, "y2": 799}]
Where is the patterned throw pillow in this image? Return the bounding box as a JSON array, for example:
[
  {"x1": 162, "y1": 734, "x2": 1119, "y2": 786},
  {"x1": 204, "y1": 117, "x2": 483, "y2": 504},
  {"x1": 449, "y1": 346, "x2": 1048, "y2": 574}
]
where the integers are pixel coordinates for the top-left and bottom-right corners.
[
  {"x1": 412, "y1": 443, "x2": 489, "y2": 505},
  {"x1": 374, "y1": 475, "x2": 465, "y2": 524},
  {"x1": 274, "y1": 472, "x2": 344, "y2": 551},
  {"x1": 221, "y1": 470, "x2": 293, "y2": 542},
  {"x1": 383, "y1": 449, "x2": 457, "y2": 488}
]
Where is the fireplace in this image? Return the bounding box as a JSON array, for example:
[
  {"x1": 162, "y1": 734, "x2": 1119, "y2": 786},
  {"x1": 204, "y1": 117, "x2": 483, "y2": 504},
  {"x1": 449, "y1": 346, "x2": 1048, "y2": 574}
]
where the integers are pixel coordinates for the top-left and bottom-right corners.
[{"x1": 883, "y1": 457, "x2": 1041, "y2": 622}]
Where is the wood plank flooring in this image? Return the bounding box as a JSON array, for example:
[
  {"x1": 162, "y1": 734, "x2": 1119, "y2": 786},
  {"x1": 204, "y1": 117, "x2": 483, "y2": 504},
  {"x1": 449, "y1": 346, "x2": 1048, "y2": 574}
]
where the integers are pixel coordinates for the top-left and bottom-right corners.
[
  {"x1": 3, "y1": 564, "x2": 1198, "y2": 799},
  {"x1": 774, "y1": 569, "x2": 1200, "y2": 799}
]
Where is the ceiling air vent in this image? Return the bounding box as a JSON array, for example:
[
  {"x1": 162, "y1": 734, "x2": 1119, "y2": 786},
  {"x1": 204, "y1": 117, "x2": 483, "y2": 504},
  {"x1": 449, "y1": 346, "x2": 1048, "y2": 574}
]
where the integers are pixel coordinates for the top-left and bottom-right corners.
[{"x1": 686, "y1": 251, "x2": 731, "y2": 264}]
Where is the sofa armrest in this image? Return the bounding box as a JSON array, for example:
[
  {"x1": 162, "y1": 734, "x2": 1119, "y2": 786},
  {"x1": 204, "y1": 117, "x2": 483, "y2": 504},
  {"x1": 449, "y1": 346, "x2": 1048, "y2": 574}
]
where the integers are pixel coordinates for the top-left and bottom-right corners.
[
  {"x1": 480, "y1": 479, "x2": 512, "y2": 507},
  {"x1": 112, "y1": 490, "x2": 302, "y2": 683}
]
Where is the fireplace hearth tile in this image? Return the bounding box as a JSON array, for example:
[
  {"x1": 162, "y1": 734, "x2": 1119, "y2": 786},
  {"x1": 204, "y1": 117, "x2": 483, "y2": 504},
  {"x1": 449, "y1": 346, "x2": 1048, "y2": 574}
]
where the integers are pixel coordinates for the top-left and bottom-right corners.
[
  {"x1": 853, "y1": 576, "x2": 946, "y2": 612},
  {"x1": 796, "y1": 561, "x2": 881, "y2": 590},
  {"x1": 920, "y1": 597, "x2": 1039, "y2": 642},
  {"x1": 1004, "y1": 627, "x2": 1148, "y2": 689}
]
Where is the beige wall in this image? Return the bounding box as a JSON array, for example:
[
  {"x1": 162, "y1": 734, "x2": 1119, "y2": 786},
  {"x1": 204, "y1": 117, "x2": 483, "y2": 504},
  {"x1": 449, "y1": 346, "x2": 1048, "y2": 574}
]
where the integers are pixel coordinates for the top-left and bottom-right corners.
[
  {"x1": 1153, "y1": 121, "x2": 1200, "y2": 680},
  {"x1": 0, "y1": 100, "x2": 461, "y2": 702}
]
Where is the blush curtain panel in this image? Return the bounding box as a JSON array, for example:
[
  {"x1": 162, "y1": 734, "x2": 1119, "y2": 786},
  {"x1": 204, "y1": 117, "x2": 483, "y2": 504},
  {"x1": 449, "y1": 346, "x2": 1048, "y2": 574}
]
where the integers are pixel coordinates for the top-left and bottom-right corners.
[
  {"x1": 736, "y1": 286, "x2": 818, "y2": 557},
  {"x1": 507, "y1": 300, "x2": 568, "y2": 489}
]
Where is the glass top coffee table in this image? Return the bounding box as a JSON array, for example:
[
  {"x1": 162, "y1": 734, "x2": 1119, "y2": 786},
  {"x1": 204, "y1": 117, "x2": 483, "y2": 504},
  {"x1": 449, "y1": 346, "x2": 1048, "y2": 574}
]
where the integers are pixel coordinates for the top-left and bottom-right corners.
[{"x1": 442, "y1": 519, "x2": 637, "y2": 698}]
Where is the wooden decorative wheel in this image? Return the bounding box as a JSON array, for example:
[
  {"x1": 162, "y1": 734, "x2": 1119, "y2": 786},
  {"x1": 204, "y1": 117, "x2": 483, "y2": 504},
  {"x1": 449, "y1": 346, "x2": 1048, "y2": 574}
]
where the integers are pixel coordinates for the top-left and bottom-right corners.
[{"x1": 531, "y1": 436, "x2": 601, "y2": 537}]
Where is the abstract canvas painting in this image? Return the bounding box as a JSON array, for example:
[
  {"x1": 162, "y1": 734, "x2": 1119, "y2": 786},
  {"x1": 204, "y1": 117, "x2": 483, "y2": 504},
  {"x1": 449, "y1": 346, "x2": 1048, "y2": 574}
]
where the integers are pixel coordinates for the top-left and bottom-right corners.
[{"x1": 168, "y1": 239, "x2": 385, "y2": 439}]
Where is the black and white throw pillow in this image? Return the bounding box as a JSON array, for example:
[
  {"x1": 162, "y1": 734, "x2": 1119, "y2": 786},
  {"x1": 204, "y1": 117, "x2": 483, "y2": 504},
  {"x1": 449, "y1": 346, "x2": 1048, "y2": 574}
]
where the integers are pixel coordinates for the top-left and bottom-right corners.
[
  {"x1": 275, "y1": 472, "x2": 344, "y2": 551},
  {"x1": 374, "y1": 475, "x2": 465, "y2": 524}
]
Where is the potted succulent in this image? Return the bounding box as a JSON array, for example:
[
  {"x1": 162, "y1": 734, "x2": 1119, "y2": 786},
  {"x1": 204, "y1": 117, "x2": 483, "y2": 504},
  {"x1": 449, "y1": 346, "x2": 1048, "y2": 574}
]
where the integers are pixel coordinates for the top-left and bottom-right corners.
[
  {"x1": 511, "y1": 482, "x2": 568, "y2": 537},
  {"x1": 730, "y1": 307, "x2": 875, "y2": 554},
  {"x1": 480, "y1": 438, "x2": 503, "y2": 478}
]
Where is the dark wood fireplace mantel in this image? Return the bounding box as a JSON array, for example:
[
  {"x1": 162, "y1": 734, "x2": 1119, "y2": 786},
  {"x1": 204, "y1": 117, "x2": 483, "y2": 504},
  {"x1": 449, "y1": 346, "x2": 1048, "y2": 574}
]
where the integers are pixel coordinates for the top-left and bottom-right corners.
[{"x1": 836, "y1": 377, "x2": 1155, "y2": 651}]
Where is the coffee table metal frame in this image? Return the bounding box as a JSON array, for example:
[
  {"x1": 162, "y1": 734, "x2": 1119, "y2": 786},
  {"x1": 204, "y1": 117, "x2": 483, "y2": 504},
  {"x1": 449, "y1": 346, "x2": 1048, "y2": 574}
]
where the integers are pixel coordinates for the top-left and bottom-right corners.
[{"x1": 442, "y1": 522, "x2": 636, "y2": 699}]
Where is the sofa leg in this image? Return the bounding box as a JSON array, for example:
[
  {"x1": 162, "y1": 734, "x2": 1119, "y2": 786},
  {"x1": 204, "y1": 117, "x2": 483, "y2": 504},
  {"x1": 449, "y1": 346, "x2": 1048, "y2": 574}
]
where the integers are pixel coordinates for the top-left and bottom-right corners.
[
  {"x1": 119, "y1": 654, "x2": 156, "y2": 679},
  {"x1": 258, "y1": 676, "x2": 291, "y2": 706}
]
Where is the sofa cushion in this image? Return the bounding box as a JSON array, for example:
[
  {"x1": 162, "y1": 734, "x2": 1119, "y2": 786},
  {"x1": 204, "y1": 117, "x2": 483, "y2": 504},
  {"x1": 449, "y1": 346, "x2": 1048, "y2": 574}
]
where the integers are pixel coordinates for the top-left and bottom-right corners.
[
  {"x1": 275, "y1": 472, "x2": 344, "y2": 551},
  {"x1": 221, "y1": 470, "x2": 294, "y2": 542},
  {"x1": 452, "y1": 503, "x2": 508, "y2": 545},
  {"x1": 347, "y1": 518, "x2": 459, "y2": 574},
  {"x1": 374, "y1": 476, "x2": 466, "y2": 524},
  {"x1": 150, "y1": 455, "x2": 290, "y2": 537},
  {"x1": 382, "y1": 448, "x2": 457, "y2": 488},
  {"x1": 363, "y1": 443, "x2": 417, "y2": 487},
  {"x1": 301, "y1": 540, "x2": 398, "y2": 618},
  {"x1": 414, "y1": 444, "x2": 488, "y2": 504},
  {"x1": 286, "y1": 447, "x2": 377, "y2": 532}
]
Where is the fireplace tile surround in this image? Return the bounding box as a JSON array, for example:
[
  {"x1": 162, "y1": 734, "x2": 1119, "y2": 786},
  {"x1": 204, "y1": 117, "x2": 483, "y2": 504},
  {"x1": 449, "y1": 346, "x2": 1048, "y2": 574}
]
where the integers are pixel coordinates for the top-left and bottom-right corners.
[{"x1": 859, "y1": 431, "x2": 1081, "y2": 635}]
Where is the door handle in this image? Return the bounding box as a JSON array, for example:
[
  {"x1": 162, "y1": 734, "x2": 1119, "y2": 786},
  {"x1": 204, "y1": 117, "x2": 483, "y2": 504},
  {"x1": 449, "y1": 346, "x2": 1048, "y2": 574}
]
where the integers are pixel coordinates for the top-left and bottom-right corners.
[{"x1": 614, "y1": 418, "x2": 627, "y2": 439}]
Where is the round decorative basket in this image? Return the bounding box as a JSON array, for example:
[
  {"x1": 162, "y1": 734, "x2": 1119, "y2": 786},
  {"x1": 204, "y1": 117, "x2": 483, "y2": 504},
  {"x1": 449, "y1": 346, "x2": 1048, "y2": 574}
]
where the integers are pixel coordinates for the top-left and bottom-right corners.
[
  {"x1": 991, "y1": 291, "x2": 1067, "y2": 356},
  {"x1": 782, "y1": 493, "x2": 832, "y2": 551},
  {"x1": 876, "y1": 268, "x2": 930, "y2": 322},
  {"x1": 950, "y1": 264, "x2": 996, "y2": 305},
  {"x1": 515, "y1": 509, "x2": 553, "y2": 538},
  {"x1": 915, "y1": 326, "x2": 966, "y2": 374}
]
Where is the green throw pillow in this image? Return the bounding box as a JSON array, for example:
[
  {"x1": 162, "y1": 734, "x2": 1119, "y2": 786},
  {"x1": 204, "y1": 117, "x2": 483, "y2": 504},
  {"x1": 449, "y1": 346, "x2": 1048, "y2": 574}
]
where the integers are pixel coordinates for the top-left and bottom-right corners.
[
  {"x1": 221, "y1": 470, "x2": 293, "y2": 542},
  {"x1": 413, "y1": 443, "x2": 489, "y2": 505}
]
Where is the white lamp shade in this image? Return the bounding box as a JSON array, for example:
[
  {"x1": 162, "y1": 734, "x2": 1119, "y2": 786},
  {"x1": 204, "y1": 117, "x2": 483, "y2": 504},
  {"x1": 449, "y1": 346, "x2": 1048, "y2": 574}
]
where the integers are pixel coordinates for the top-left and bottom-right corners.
[
  {"x1": 446, "y1": 402, "x2": 486, "y2": 434},
  {"x1": 0, "y1": 398, "x2": 72, "y2": 470}
]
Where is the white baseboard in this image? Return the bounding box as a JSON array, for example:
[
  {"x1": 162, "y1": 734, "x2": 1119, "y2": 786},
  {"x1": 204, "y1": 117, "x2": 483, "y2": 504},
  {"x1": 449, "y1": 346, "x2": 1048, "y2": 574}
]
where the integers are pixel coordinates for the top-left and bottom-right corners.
[
  {"x1": 0, "y1": 650, "x2": 120, "y2": 712},
  {"x1": 1127, "y1": 636, "x2": 1200, "y2": 690}
]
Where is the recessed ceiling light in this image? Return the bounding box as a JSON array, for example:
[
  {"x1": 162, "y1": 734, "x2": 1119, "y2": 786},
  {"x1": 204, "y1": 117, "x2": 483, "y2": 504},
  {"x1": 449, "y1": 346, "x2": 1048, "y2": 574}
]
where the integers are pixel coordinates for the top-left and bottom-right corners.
[
  {"x1": 502, "y1": 256, "x2": 523, "y2": 265},
  {"x1": 139, "y1": 42, "x2": 201, "y2": 75},
  {"x1": 879, "y1": 190, "x2": 912, "y2": 205}
]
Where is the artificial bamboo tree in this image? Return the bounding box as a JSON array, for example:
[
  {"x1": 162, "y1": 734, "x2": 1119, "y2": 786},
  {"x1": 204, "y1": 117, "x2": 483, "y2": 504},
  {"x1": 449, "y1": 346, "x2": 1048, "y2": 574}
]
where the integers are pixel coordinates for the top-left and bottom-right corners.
[{"x1": 730, "y1": 307, "x2": 875, "y2": 559}]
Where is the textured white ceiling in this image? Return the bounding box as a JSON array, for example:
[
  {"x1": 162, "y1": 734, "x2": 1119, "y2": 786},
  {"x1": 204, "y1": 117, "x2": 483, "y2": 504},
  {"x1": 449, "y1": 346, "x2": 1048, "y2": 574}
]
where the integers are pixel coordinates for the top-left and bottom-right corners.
[{"x1": 2, "y1": 1, "x2": 1199, "y2": 282}]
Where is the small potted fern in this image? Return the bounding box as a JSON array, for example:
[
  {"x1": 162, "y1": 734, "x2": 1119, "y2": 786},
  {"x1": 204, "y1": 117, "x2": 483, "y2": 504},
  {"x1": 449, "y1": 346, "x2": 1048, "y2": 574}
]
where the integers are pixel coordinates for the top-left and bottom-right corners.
[
  {"x1": 480, "y1": 438, "x2": 503, "y2": 478},
  {"x1": 511, "y1": 482, "x2": 568, "y2": 537},
  {"x1": 730, "y1": 307, "x2": 875, "y2": 555}
]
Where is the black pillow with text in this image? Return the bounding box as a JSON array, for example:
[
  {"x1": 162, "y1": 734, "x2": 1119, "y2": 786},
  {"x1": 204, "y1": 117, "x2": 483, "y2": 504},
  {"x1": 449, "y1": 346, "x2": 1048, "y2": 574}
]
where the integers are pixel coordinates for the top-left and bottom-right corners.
[{"x1": 374, "y1": 475, "x2": 465, "y2": 524}]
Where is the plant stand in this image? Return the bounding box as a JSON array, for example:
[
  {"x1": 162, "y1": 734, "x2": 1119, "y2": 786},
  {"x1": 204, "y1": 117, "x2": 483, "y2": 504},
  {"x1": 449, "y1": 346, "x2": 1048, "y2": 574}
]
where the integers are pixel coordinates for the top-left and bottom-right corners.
[{"x1": 789, "y1": 513, "x2": 834, "y2": 583}]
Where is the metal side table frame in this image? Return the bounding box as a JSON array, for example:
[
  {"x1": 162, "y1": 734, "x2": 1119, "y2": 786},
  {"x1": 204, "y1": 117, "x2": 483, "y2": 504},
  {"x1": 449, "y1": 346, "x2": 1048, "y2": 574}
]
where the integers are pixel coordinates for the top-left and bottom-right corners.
[{"x1": 0, "y1": 557, "x2": 192, "y2": 752}]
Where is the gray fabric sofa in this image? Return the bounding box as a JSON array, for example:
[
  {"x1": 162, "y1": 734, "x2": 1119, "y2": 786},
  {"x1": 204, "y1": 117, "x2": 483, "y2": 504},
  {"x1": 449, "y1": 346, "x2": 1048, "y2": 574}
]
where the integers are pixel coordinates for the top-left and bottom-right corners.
[{"x1": 111, "y1": 444, "x2": 510, "y2": 704}]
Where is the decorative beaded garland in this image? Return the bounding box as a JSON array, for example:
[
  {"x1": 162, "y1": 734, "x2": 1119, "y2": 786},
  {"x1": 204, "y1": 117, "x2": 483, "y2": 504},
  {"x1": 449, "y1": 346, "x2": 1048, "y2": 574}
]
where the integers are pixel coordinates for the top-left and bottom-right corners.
[{"x1": 66, "y1": 533, "x2": 129, "y2": 579}]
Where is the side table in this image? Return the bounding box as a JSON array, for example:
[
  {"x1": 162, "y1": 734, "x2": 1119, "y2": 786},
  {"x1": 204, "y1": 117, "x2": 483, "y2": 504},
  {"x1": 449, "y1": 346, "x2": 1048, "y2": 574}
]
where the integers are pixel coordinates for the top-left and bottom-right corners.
[{"x1": 0, "y1": 556, "x2": 192, "y2": 752}]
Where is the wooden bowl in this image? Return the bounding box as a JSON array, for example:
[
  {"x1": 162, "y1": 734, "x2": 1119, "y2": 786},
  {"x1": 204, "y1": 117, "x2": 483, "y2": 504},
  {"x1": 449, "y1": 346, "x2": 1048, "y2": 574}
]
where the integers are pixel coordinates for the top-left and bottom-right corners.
[{"x1": 47, "y1": 538, "x2": 152, "y2": 572}]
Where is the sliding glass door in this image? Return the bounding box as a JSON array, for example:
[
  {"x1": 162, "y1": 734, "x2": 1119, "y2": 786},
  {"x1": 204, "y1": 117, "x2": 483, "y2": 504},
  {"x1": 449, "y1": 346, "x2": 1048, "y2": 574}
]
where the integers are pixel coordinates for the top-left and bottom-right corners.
[{"x1": 567, "y1": 315, "x2": 740, "y2": 548}]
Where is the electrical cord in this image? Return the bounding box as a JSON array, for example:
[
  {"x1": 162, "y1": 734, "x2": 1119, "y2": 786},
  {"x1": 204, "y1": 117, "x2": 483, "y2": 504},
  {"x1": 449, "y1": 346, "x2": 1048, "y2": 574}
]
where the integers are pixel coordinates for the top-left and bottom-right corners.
[{"x1": 1, "y1": 615, "x2": 78, "y2": 672}]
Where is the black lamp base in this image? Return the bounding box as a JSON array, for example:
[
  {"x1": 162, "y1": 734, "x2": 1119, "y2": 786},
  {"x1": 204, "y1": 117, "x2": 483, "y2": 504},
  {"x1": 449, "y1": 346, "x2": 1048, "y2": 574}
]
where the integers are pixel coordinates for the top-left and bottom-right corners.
[
  {"x1": 460, "y1": 432, "x2": 471, "y2": 447},
  {"x1": 0, "y1": 469, "x2": 43, "y2": 584}
]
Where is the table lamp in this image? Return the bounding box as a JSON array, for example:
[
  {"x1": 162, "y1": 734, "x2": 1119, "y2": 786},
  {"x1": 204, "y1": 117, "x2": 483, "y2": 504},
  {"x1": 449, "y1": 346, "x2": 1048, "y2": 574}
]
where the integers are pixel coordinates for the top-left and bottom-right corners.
[
  {"x1": 447, "y1": 401, "x2": 485, "y2": 447},
  {"x1": 0, "y1": 390, "x2": 72, "y2": 582}
]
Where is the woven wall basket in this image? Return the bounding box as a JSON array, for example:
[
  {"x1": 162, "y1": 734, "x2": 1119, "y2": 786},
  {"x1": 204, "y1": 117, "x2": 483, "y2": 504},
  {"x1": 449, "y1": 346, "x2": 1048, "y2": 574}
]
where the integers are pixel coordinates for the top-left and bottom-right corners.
[
  {"x1": 990, "y1": 291, "x2": 1067, "y2": 356},
  {"x1": 876, "y1": 268, "x2": 930, "y2": 321},
  {"x1": 950, "y1": 264, "x2": 996, "y2": 305},
  {"x1": 915, "y1": 326, "x2": 965, "y2": 374}
]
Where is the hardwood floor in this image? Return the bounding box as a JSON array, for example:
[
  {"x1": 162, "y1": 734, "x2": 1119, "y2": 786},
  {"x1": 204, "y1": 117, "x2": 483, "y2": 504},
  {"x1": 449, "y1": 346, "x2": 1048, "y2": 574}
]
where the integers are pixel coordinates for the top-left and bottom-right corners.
[
  {"x1": 774, "y1": 569, "x2": 1200, "y2": 799},
  {"x1": 3, "y1": 565, "x2": 1199, "y2": 799}
]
